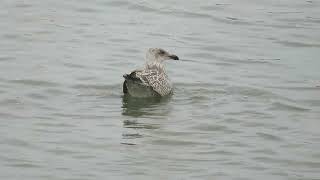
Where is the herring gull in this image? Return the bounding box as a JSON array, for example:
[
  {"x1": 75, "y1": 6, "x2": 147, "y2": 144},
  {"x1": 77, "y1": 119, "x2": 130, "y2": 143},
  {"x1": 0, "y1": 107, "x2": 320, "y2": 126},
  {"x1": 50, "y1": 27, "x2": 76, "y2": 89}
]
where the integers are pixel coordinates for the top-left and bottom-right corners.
[{"x1": 123, "y1": 48, "x2": 179, "y2": 97}]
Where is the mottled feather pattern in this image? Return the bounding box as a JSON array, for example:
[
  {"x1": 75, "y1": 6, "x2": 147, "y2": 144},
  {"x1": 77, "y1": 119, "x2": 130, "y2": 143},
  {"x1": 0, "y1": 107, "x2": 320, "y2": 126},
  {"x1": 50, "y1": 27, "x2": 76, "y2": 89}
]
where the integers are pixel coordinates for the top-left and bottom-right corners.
[
  {"x1": 136, "y1": 68, "x2": 172, "y2": 96},
  {"x1": 123, "y1": 48, "x2": 178, "y2": 97}
]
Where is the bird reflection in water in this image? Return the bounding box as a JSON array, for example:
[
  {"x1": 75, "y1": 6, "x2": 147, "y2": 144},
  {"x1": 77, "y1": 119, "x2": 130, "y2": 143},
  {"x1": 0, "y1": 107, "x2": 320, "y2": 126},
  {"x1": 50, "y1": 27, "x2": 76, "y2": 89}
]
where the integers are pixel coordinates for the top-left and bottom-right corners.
[
  {"x1": 121, "y1": 94, "x2": 172, "y2": 145},
  {"x1": 121, "y1": 94, "x2": 171, "y2": 118}
]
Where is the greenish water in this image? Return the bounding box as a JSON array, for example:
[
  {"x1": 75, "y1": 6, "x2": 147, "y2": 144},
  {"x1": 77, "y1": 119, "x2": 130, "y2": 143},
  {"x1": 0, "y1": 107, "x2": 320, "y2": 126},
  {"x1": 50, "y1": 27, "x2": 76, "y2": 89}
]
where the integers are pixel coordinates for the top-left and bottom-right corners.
[{"x1": 0, "y1": 0, "x2": 320, "y2": 179}]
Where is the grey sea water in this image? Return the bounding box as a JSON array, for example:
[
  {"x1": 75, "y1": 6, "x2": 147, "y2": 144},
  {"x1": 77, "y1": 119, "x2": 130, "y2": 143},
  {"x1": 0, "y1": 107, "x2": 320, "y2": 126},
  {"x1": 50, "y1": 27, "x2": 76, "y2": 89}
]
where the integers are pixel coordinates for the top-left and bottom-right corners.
[{"x1": 0, "y1": 0, "x2": 320, "y2": 179}]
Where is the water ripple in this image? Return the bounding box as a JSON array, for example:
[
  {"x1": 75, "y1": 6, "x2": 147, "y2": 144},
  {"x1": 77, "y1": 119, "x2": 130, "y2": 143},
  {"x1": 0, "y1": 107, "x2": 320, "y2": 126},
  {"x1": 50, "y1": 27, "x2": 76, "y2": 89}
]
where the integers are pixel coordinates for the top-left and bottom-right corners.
[
  {"x1": 0, "y1": 0, "x2": 319, "y2": 179},
  {"x1": 269, "y1": 102, "x2": 310, "y2": 112},
  {"x1": 8, "y1": 79, "x2": 60, "y2": 87}
]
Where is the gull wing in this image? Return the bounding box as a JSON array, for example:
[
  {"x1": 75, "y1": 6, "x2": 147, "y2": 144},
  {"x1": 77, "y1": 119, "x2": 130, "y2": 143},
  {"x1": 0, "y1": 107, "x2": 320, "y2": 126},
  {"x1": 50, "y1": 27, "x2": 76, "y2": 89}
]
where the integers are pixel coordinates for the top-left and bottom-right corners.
[{"x1": 136, "y1": 68, "x2": 172, "y2": 96}]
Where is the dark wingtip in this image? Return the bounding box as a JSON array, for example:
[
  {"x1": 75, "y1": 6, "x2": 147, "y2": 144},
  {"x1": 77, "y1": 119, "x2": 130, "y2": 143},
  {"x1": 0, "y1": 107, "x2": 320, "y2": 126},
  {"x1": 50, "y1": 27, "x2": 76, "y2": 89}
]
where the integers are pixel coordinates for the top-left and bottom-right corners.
[
  {"x1": 123, "y1": 72, "x2": 142, "y2": 83},
  {"x1": 123, "y1": 80, "x2": 128, "y2": 93}
]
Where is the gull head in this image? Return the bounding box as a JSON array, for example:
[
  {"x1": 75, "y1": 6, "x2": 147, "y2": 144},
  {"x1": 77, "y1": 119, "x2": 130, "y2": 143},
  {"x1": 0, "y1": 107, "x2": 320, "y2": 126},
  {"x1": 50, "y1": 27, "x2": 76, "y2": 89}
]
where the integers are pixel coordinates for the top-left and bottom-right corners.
[{"x1": 146, "y1": 48, "x2": 179, "y2": 62}]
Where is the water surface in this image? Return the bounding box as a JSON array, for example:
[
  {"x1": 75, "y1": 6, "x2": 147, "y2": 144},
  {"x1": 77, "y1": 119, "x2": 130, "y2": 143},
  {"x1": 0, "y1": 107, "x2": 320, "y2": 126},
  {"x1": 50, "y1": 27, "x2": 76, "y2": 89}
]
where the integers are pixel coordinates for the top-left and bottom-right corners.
[{"x1": 0, "y1": 0, "x2": 320, "y2": 179}]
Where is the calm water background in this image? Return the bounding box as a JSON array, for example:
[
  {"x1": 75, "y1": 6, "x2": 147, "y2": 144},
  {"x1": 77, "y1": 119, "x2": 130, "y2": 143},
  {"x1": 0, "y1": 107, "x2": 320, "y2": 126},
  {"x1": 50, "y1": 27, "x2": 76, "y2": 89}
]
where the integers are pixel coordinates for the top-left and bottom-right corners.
[{"x1": 1, "y1": 0, "x2": 320, "y2": 179}]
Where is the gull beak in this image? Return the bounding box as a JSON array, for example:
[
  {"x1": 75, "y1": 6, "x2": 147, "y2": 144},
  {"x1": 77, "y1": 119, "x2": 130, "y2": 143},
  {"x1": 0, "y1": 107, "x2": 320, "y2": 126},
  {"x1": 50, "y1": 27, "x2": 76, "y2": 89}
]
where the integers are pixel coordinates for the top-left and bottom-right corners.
[{"x1": 168, "y1": 54, "x2": 179, "y2": 60}]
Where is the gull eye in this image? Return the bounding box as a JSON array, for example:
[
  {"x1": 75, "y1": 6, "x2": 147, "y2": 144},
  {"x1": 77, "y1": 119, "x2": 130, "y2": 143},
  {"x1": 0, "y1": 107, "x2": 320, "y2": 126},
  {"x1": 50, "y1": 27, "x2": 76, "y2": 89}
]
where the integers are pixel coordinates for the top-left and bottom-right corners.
[{"x1": 159, "y1": 49, "x2": 165, "y2": 55}]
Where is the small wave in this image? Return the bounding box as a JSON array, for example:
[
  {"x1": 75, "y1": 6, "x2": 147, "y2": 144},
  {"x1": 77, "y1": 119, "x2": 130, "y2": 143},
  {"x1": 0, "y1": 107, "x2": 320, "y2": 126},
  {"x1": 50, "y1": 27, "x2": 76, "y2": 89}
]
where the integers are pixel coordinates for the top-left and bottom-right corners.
[
  {"x1": 256, "y1": 132, "x2": 283, "y2": 142},
  {"x1": 100, "y1": 1, "x2": 129, "y2": 7},
  {"x1": 0, "y1": 56, "x2": 15, "y2": 61},
  {"x1": 123, "y1": 120, "x2": 160, "y2": 129},
  {"x1": 35, "y1": 122, "x2": 76, "y2": 128},
  {"x1": 266, "y1": 85, "x2": 320, "y2": 91},
  {"x1": 269, "y1": 102, "x2": 310, "y2": 112},
  {"x1": 75, "y1": 7, "x2": 101, "y2": 13},
  {"x1": 191, "y1": 124, "x2": 241, "y2": 134},
  {"x1": 276, "y1": 40, "x2": 320, "y2": 48},
  {"x1": 0, "y1": 112, "x2": 23, "y2": 119},
  {"x1": 9, "y1": 79, "x2": 60, "y2": 87},
  {"x1": 27, "y1": 93, "x2": 48, "y2": 100},
  {"x1": 6, "y1": 163, "x2": 42, "y2": 169},
  {"x1": 3, "y1": 138, "x2": 34, "y2": 148},
  {"x1": 226, "y1": 85, "x2": 284, "y2": 100},
  {"x1": 71, "y1": 83, "x2": 120, "y2": 90},
  {"x1": 122, "y1": 133, "x2": 143, "y2": 139},
  {"x1": 63, "y1": 62, "x2": 87, "y2": 69}
]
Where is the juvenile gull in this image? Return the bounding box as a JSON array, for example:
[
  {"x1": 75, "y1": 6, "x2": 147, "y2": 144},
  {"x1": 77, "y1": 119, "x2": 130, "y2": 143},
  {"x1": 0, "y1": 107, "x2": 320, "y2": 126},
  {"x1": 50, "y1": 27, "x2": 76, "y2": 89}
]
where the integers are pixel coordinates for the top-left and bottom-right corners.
[{"x1": 123, "y1": 48, "x2": 179, "y2": 97}]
